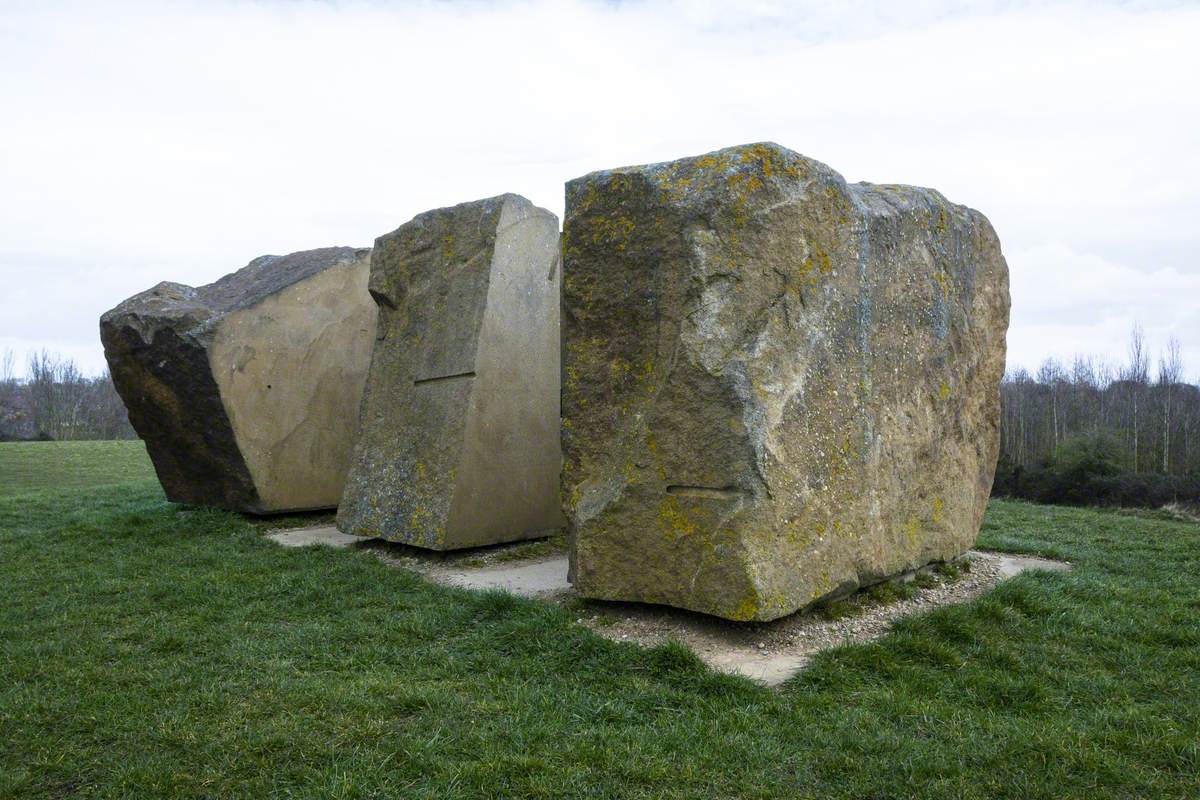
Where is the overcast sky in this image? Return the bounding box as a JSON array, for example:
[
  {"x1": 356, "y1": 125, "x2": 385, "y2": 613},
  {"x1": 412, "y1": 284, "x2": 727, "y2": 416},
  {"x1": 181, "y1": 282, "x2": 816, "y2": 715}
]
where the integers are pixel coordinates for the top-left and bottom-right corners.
[{"x1": 2, "y1": 0, "x2": 1197, "y2": 379}]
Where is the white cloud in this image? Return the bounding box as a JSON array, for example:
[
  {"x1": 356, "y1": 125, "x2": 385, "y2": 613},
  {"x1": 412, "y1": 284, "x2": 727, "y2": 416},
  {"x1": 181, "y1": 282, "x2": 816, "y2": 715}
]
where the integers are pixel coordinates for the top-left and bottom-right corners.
[
  {"x1": 1007, "y1": 242, "x2": 1200, "y2": 377},
  {"x1": 0, "y1": 0, "x2": 1197, "y2": 377}
]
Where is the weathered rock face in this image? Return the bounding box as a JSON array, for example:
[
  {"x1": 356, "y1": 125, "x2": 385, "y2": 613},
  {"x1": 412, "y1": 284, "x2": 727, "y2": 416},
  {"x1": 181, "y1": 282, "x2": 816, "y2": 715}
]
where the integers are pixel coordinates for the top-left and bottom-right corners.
[
  {"x1": 337, "y1": 194, "x2": 564, "y2": 549},
  {"x1": 100, "y1": 247, "x2": 378, "y2": 513},
  {"x1": 562, "y1": 142, "x2": 1010, "y2": 621}
]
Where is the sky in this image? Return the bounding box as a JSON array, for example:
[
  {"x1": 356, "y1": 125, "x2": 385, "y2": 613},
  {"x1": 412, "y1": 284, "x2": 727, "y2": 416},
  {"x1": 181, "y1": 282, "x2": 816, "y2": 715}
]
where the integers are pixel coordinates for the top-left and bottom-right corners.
[{"x1": 1, "y1": 0, "x2": 1198, "y2": 379}]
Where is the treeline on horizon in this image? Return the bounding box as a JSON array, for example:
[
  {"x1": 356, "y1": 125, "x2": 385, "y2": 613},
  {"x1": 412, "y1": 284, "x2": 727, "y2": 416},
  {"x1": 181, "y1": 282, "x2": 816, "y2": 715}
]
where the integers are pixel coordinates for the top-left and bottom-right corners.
[
  {"x1": 4, "y1": 331, "x2": 1199, "y2": 511},
  {"x1": 0, "y1": 349, "x2": 135, "y2": 442},
  {"x1": 996, "y1": 326, "x2": 1200, "y2": 510}
]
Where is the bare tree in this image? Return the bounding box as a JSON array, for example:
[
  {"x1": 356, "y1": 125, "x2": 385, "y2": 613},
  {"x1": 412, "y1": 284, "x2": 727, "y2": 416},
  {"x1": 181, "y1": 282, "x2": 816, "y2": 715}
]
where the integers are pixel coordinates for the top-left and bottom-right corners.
[
  {"x1": 0, "y1": 348, "x2": 20, "y2": 440},
  {"x1": 85, "y1": 371, "x2": 135, "y2": 439},
  {"x1": 26, "y1": 350, "x2": 88, "y2": 440},
  {"x1": 1159, "y1": 337, "x2": 1183, "y2": 473},
  {"x1": 12, "y1": 351, "x2": 135, "y2": 440},
  {"x1": 1095, "y1": 357, "x2": 1115, "y2": 432},
  {"x1": 998, "y1": 329, "x2": 1200, "y2": 479},
  {"x1": 1038, "y1": 358, "x2": 1064, "y2": 452},
  {"x1": 1125, "y1": 324, "x2": 1149, "y2": 472}
]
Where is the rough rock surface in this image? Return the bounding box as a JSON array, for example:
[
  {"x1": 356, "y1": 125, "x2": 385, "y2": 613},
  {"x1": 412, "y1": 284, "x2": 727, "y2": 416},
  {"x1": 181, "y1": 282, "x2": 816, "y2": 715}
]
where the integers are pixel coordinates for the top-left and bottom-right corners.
[
  {"x1": 561, "y1": 142, "x2": 1010, "y2": 621},
  {"x1": 100, "y1": 247, "x2": 377, "y2": 513},
  {"x1": 337, "y1": 194, "x2": 564, "y2": 549}
]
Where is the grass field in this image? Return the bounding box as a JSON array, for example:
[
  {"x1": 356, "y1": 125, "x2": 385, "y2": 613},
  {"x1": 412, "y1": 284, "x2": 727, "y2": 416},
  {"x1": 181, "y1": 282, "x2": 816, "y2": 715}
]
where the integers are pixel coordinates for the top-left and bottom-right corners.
[
  {"x1": 0, "y1": 439, "x2": 154, "y2": 497},
  {"x1": 0, "y1": 442, "x2": 1197, "y2": 799}
]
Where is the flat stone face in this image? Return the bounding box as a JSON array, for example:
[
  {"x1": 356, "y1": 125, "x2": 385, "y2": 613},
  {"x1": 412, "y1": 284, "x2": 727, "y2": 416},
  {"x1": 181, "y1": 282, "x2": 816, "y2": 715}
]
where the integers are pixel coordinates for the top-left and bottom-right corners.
[
  {"x1": 561, "y1": 142, "x2": 1010, "y2": 621},
  {"x1": 100, "y1": 248, "x2": 377, "y2": 513},
  {"x1": 266, "y1": 526, "x2": 364, "y2": 549},
  {"x1": 337, "y1": 194, "x2": 564, "y2": 549},
  {"x1": 437, "y1": 557, "x2": 571, "y2": 597}
]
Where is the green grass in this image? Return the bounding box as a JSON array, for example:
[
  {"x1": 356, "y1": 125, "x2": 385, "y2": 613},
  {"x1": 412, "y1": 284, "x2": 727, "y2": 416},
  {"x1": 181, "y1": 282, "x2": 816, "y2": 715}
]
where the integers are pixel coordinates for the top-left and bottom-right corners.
[
  {"x1": 0, "y1": 439, "x2": 154, "y2": 497},
  {"x1": 1, "y1": 443, "x2": 1198, "y2": 798}
]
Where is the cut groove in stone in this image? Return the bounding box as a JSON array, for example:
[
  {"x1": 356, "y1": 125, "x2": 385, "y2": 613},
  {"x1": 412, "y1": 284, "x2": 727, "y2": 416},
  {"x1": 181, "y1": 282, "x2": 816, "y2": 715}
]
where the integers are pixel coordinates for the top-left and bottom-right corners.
[
  {"x1": 338, "y1": 194, "x2": 564, "y2": 550},
  {"x1": 414, "y1": 371, "x2": 476, "y2": 386},
  {"x1": 665, "y1": 485, "x2": 745, "y2": 500},
  {"x1": 561, "y1": 142, "x2": 1009, "y2": 622}
]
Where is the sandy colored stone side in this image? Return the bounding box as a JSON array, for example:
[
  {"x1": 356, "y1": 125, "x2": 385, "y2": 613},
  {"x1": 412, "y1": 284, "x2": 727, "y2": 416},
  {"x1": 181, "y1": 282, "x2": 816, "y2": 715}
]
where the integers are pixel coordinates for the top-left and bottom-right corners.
[
  {"x1": 100, "y1": 247, "x2": 377, "y2": 513},
  {"x1": 561, "y1": 142, "x2": 1009, "y2": 621},
  {"x1": 337, "y1": 194, "x2": 564, "y2": 548},
  {"x1": 209, "y1": 255, "x2": 377, "y2": 511}
]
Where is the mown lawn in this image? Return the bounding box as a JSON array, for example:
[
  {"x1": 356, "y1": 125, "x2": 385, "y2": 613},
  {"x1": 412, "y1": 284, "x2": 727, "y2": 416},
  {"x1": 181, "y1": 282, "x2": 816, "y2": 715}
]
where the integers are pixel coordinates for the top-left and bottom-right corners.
[
  {"x1": 0, "y1": 439, "x2": 153, "y2": 497},
  {"x1": 0, "y1": 442, "x2": 1197, "y2": 799}
]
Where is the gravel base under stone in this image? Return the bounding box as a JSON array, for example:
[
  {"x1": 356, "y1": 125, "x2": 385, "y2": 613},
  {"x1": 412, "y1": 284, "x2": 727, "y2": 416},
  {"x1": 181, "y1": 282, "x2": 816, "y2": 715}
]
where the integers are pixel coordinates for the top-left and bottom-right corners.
[
  {"x1": 573, "y1": 552, "x2": 1022, "y2": 684},
  {"x1": 265, "y1": 527, "x2": 1070, "y2": 686}
]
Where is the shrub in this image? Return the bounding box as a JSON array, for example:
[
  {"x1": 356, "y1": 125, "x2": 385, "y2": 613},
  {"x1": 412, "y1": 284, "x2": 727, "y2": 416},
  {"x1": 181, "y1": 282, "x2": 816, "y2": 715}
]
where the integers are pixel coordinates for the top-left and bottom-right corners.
[{"x1": 992, "y1": 433, "x2": 1200, "y2": 509}]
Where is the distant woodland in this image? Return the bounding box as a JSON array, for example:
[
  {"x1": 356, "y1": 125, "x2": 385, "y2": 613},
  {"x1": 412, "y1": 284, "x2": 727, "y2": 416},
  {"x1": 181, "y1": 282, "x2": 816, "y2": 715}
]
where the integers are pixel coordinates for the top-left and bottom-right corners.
[
  {"x1": 3, "y1": 330, "x2": 1198, "y2": 509},
  {"x1": 0, "y1": 350, "x2": 134, "y2": 441},
  {"x1": 996, "y1": 326, "x2": 1200, "y2": 508}
]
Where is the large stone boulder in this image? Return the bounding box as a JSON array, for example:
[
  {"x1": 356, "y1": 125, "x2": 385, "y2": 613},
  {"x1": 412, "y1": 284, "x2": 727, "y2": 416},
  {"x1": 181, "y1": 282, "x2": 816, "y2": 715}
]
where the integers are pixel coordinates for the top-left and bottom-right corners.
[
  {"x1": 101, "y1": 247, "x2": 377, "y2": 513},
  {"x1": 337, "y1": 194, "x2": 564, "y2": 548},
  {"x1": 562, "y1": 142, "x2": 1010, "y2": 621}
]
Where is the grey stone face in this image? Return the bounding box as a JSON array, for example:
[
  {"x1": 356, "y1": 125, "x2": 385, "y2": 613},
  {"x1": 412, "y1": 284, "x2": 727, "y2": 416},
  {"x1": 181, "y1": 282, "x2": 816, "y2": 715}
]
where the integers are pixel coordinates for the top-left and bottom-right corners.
[
  {"x1": 562, "y1": 143, "x2": 1010, "y2": 621},
  {"x1": 100, "y1": 247, "x2": 378, "y2": 513},
  {"x1": 337, "y1": 194, "x2": 564, "y2": 549}
]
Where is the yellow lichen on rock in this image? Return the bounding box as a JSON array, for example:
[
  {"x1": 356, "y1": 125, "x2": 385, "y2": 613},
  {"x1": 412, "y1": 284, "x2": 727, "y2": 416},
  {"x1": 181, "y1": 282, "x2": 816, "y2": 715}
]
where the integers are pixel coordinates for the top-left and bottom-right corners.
[{"x1": 561, "y1": 142, "x2": 1009, "y2": 621}]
